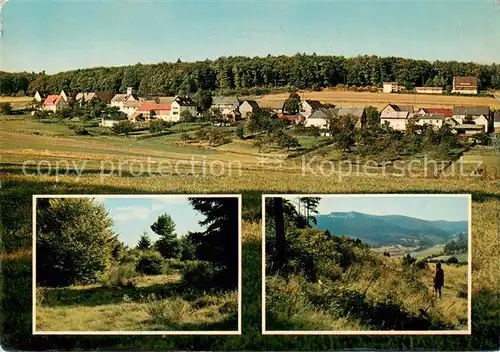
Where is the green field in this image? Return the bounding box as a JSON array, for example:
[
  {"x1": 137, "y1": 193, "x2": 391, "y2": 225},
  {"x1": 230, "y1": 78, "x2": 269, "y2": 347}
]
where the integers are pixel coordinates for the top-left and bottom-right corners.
[
  {"x1": 0, "y1": 114, "x2": 499, "y2": 350},
  {"x1": 36, "y1": 273, "x2": 238, "y2": 332}
]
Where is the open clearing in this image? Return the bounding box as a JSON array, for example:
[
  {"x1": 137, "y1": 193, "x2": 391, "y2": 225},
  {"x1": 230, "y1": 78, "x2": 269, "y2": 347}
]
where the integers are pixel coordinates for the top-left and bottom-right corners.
[
  {"x1": 36, "y1": 274, "x2": 238, "y2": 332},
  {"x1": 258, "y1": 90, "x2": 500, "y2": 109}
]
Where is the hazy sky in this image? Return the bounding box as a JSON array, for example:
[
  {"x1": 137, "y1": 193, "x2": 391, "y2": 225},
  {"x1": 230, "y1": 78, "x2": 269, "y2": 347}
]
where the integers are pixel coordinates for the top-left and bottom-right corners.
[
  {"x1": 95, "y1": 197, "x2": 205, "y2": 247},
  {"x1": 284, "y1": 195, "x2": 470, "y2": 221},
  {"x1": 1, "y1": 0, "x2": 499, "y2": 73}
]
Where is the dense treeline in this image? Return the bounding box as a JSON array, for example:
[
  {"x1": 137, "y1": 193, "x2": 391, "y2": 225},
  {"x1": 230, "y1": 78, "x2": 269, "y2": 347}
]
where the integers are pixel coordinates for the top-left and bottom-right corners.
[{"x1": 2, "y1": 54, "x2": 500, "y2": 96}]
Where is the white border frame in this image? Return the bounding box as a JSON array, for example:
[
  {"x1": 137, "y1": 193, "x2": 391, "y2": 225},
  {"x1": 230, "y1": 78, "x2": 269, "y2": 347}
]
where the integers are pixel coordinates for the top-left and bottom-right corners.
[
  {"x1": 32, "y1": 194, "x2": 242, "y2": 336},
  {"x1": 261, "y1": 193, "x2": 472, "y2": 335}
]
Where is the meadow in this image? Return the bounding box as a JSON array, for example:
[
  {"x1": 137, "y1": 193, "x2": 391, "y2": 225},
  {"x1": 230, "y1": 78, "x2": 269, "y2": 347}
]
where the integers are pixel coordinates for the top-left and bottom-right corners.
[
  {"x1": 36, "y1": 269, "x2": 238, "y2": 332},
  {"x1": 0, "y1": 113, "x2": 499, "y2": 350}
]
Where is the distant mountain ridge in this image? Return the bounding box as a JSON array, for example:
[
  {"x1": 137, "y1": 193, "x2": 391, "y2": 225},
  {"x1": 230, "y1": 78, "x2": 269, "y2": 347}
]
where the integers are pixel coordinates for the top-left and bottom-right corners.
[{"x1": 314, "y1": 211, "x2": 467, "y2": 246}]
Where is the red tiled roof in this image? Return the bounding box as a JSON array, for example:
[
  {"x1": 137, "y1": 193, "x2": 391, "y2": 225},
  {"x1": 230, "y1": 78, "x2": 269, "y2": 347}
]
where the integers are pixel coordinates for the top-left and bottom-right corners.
[
  {"x1": 421, "y1": 108, "x2": 452, "y2": 118},
  {"x1": 453, "y1": 76, "x2": 477, "y2": 87},
  {"x1": 139, "y1": 104, "x2": 171, "y2": 111},
  {"x1": 43, "y1": 95, "x2": 62, "y2": 106}
]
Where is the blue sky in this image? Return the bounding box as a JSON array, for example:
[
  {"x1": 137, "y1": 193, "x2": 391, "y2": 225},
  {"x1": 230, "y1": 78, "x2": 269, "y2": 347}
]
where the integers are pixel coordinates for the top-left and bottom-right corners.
[
  {"x1": 1, "y1": 0, "x2": 499, "y2": 73},
  {"x1": 95, "y1": 197, "x2": 205, "y2": 247},
  {"x1": 285, "y1": 195, "x2": 469, "y2": 221}
]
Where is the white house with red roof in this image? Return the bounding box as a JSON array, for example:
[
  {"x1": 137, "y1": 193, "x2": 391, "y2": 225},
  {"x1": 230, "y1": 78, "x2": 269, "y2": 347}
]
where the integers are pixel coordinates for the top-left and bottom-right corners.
[
  {"x1": 134, "y1": 103, "x2": 172, "y2": 121},
  {"x1": 42, "y1": 95, "x2": 68, "y2": 112}
]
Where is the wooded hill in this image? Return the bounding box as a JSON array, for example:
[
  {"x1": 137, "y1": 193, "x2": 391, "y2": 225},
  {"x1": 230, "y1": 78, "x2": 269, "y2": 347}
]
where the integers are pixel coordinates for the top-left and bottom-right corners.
[
  {"x1": 314, "y1": 211, "x2": 468, "y2": 246},
  {"x1": 1, "y1": 54, "x2": 500, "y2": 96}
]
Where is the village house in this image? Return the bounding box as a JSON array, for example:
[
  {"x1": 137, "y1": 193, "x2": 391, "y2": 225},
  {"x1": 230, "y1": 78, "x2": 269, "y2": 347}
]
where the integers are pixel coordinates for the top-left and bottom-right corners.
[
  {"x1": 380, "y1": 104, "x2": 414, "y2": 131},
  {"x1": 303, "y1": 107, "x2": 366, "y2": 130},
  {"x1": 300, "y1": 100, "x2": 325, "y2": 118},
  {"x1": 494, "y1": 112, "x2": 500, "y2": 133},
  {"x1": 415, "y1": 87, "x2": 443, "y2": 94},
  {"x1": 417, "y1": 107, "x2": 453, "y2": 119},
  {"x1": 133, "y1": 104, "x2": 172, "y2": 121},
  {"x1": 413, "y1": 114, "x2": 445, "y2": 129},
  {"x1": 383, "y1": 82, "x2": 401, "y2": 93},
  {"x1": 34, "y1": 91, "x2": 44, "y2": 103},
  {"x1": 42, "y1": 95, "x2": 68, "y2": 112},
  {"x1": 111, "y1": 88, "x2": 142, "y2": 117},
  {"x1": 59, "y1": 90, "x2": 74, "y2": 103},
  {"x1": 452, "y1": 76, "x2": 478, "y2": 95},
  {"x1": 211, "y1": 96, "x2": 240, "y2": 118},
  {"x1": 277, "y1": 113, "x2": 306, "y2": 125},
  {"x1": 76, "y1": 92, "x2": 115, "y2": 105},
  {"x1": 238, "y1": 100, "x2": 260, "y2": 119},
  {"x1": 452, "y1": 106, "x2": 491, "y2": 132},
  {"x1": 171, "y1": 96, "x2": 198, "y2": 119}
]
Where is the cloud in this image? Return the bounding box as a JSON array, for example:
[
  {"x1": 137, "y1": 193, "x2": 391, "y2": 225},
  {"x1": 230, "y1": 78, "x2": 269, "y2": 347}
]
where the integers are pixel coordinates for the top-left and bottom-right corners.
[{"x1": 111, "y1": 206, "x2": 153, "y2": 221}]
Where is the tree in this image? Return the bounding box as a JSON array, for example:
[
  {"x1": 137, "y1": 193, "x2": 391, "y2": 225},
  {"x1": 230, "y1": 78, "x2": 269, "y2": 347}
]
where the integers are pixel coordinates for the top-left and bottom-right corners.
[
  {"x1": 277, "y1": 132, "x2": 300, "y2": 150},
  {"x1": 149, "y1": 120, "x2": 169, "y2": 134},
  {"x1": 36, "y1": 198, "x2": 115, "y2": 287},
  {"x1": 188, "y1": 197, "x2": 239, "y2": 288},
  {"x1": 112, "y1": 120, "x2": 135, "y2": 136},
  {"x1": 179, "y1": 233, "x2": 197, "y2": 261},
  {"x1": 180, "y1": 109, "x2": 195, "y2": 122},
  {"x1": 0, "y1": 102, "x2": 13, "y2": 115},
  {"x1": 151, "y1": 213, "x2": 179, "y2": 259},
  {"x1": 284, "y1": 92, "x2": 301, "y2": 115},
  {"x1": 273, "y1": 197, "x2": 286, "y2": 273},
  {"x1": 193, "y1": 90, "x2": 213, "y2": 114},
  {"x1": 137, "y1": 232, "x2": 152, "y2": 251},
  {"x1": 299, "y1": 197, "x2": 321, "y2": 225},
  {"x1": 235, "y1": 123, "x2": 245, "y2": 139},
  {"x1": 365, "y1": 106, "x2": 380, "y2": 126}
]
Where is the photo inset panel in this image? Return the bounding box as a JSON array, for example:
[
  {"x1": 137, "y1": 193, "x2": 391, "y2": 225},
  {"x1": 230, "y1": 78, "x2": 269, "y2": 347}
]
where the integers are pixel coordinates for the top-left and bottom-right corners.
[
  {"x1": 33, "y1": 194, "x2": 242, "y2": 335},
  {"x1": 262, "y1": 194, "x2": 471, "y2": 335}
]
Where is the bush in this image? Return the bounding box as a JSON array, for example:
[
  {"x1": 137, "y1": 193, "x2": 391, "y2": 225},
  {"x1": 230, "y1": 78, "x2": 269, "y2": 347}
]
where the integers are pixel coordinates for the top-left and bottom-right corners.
[
  {"x1": 402, "y1": 253, "x2": 416, "y2": 266},
  {"x1": 415, "y1": 259, "x2": 428, "y2": 270},
  {"x1": 149, "y1": 119, "x2": 171, "y2": 134},
  {"x1": 0, "y1": 102, "x2": 13, "y2": 115},
  {"x1": 136, "y1": 251, "x2": 164, "y2": 276},
  {"x1": 447, "y1": 256, "x2": 459, "y2": 264},
  {"x1": 74, "y1": 126, "x2": 90, "y2": 135},
  {"x1": 182, "y1": 261, "x2": 222, "y2": 290},
  {"x1": 101, "y1": 262, "x2": 136, "y2": 287},
  {"x1": 112, "y1": 120, "x2": 135, "y2": 135},
  {"x1": 143, "y1": 295, "x2": 191, "y2": 326}
]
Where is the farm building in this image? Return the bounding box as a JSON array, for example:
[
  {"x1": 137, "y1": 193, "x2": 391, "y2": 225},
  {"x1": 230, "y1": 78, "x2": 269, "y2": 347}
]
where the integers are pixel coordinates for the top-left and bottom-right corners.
[
  {"x1": 171, "y1": 96, "x2": 198, "y2": 119},
  {"x1": 239, "y1": 100, "x2": 260, "y2": 118},
  {"x1": 380, "y1": 104, "x2": 413, "y2": 131},
  {"x1": 415, "y1": 87, "x2": 443, "y2": 94},
  {"x1": 418, "y1": 107, "x2": 453, "y2": 119},
  {"x1": 42, "y1": 95, "x2": 68, "y2": 112},
  {"x1": 99, "y1": 118, "x2": 120, "y2": 127},
  {"x1": 134, "y1": 104, "x2": 172, "y2": 121},
  {"x1": 76, "y1": 92, "x2": 115, "y2": 104},
  {"x1": 34, "y1": 91, "x2": 45, "y2": 103},
  {"x1": 303, "y1": 107, "x2": 366, "y2": 129},
  {"x1": 59, "y1": 90, "x2": 74, "y2": 103},
  {"x1": 277, "y1": 113, "x2": 306, "y2": 125},
  {"x1": 413, "y1": 114, "x2": 445, "y2": 129},
  {"x1": 452, "y1": 76, "x2": 478, "y2": 95},
  {"x1": 212, "y1": 96, "x2": 240, "y2": 118},
  {"x1": 300, "y1": 100, "x2": 325, "y2": 118},
  {"x1": 383, "y1": 82, "x2": 401, "y2": 93},
  {"x1": 452, "y1": 106, "x2": 491, "y2": 132},
  {"x1": 494, "y1": 112, "x2": 500, "y2": 133},
  {"x1": 454, "y1": 124, "x2": 485, "y2": 135}
]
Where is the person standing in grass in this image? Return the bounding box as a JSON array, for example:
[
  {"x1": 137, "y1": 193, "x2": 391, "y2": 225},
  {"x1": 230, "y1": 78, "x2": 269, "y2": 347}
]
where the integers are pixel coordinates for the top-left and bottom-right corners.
[{"x1": 433, "y1": 262, "x2": 444, "y2": 298}]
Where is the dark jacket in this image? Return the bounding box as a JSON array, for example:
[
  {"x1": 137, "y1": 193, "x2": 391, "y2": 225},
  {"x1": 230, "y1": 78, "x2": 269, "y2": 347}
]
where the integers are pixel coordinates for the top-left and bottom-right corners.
[{"x1": 434, "y1": 268, "x2": 444, "y2": 288}]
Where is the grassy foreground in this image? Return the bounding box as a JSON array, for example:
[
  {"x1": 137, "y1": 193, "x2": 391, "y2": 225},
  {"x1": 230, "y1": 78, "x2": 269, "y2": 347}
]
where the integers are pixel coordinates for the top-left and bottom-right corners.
[
  {"x1": 1, "y1": 118, "x2": 499, "y2": 350},
  {"x1": 36, "y1": 273, "x2": 237, "y2": 332}
]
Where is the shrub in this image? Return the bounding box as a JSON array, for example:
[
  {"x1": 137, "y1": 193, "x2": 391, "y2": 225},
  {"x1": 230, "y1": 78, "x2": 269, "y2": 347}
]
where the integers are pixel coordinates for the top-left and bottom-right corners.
[
  {"x1": 447, "y1": 256, "x2": 459, "y2": 264},
  {"x1": 74, "y1": 126, "x2": 90, "y2": 135},
  {"x1": 149, "y1": 119, "x2": 171, "y2": 134},
  {"x1": 0, "y1": 102, "x2": 13, "y2": 115},
  {"x1": 101, "y1": 262, "x2": 136, "y2": 287},
  {"x1": 415, "y1": 259, "x2": 428, "y2": 270},
  {"x1": 143, "y1": 295, "x2": 191, "y2": 326},
  {"x1": 112, "y1": 120, "x2": 135, "y2": 135},
  {"x1": 402, "y1": 253, "x2": 417, "y2": 266},
  {"x1": 136, "y1": 251, "x2": 164, "y2": 276},
  {"x1": 181, "y1": 261, "x2": 221, "y2": 290}
]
